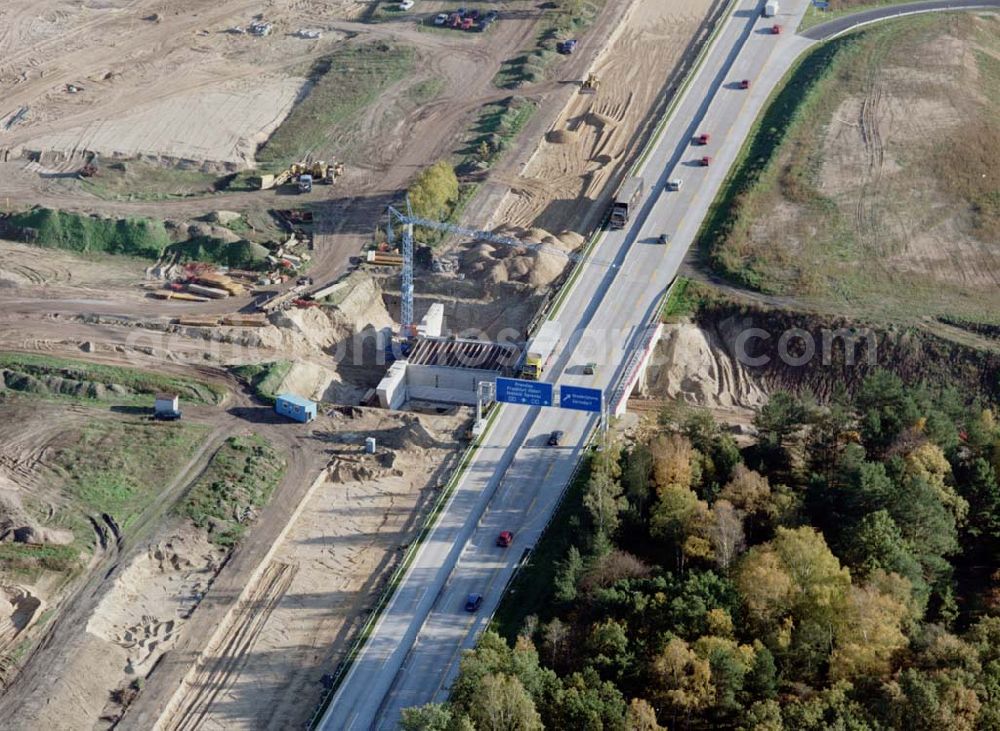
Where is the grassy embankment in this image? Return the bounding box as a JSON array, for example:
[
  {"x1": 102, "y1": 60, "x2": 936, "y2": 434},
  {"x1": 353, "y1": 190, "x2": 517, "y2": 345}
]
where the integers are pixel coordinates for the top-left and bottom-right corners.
[
  {"x1": 79, "y1": 159, "x2": 221, "y2": 201},
  {"x1": 177, "y1": 434, "x2": 286, "y2": 547},
  {"x1": 0, "y1": 352, "x2": 224, "y2": 406},
  {"x1": 698, "y1": 15, "x2": 1000, "y2": 324},
  {"x1": 1, "y1": 207, "x2": 271, "y2": 269},
  {"x1": 230, "y1": 361, "x2": 293, "y2": 403}
]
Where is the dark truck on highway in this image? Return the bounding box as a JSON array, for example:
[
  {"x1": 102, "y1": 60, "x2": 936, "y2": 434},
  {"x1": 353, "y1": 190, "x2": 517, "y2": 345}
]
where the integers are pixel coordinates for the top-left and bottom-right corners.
[{"x1": 609, "y1": 176, "x2": 643, "y2": 229}]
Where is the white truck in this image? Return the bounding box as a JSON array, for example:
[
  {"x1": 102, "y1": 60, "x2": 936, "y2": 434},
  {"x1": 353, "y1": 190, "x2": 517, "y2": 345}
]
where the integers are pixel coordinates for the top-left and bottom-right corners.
[
  {"x1": 521, "y1": 321, "x2": 561, "y2": 380},
  {"x1": 764, "y1": 0, "x2": 779, "y2": 17},
  {"x1": 297, "y1": 174, "x2": 313, "y2": 193}
]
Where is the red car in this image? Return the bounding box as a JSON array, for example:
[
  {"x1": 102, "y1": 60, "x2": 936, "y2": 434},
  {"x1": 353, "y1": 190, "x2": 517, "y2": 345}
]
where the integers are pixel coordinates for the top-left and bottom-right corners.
[
  {"x1": 771, "y1": 24, "x2": 782, "y2": 34},
  {"x1": 739, "y1": 79, "x2": 751, "y2": 89},
  {"x1": 461, "y1": 17, "x2": 474, "y2": 30},
  {"x1": 700, "y1": 156, "x2": 712, "y2": 166},
  {"x1": 694, "y1": 132, "x2": 710, "y2": 145},
  {"x1": 496, "y1": 530, "x2": 514, "y2": 548}
]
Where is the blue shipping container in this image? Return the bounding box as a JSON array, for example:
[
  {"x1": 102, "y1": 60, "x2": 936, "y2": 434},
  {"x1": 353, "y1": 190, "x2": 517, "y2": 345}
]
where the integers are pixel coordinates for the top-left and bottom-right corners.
[{"x1": 275, "y1": 393, "x2": 317, "y2": 423}]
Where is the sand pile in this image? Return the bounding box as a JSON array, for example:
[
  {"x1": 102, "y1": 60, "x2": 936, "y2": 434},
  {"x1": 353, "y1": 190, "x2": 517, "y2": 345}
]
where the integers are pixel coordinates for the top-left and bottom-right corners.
[
  {"x1": 260, "y1": 308, "x2": 342, "y2": 355},
  {"x1": 459, "y1": 225, "x2": 582, "y2": 289},
  {"x1": 257, "y1": 275, "x2": 395, "y2": 358},
  {"x1": 87, "y1": 529, "x2": 225, "y2": 675},
  {"x1": 275, "y1": 361, "x2": 363, "y2": 404},
  {"x1": 643, "y1": 323, "x2": 766, "y2": 408}
]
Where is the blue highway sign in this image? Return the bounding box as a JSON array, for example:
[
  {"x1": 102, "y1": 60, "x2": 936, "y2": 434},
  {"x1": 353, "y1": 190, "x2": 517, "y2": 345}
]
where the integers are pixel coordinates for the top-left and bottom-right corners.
[
  {"x1": 496, "y1": 377, "x2": 554, "y2": 407},
  {"x1": 559, "y1": 385, "x2": 603, "y2": 413}
]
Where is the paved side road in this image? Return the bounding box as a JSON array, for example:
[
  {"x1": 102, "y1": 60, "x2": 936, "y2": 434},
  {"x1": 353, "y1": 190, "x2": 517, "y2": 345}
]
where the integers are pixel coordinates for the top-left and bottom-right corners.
[{"x1": 802, "y1": 0, "x2": 1000, "y2": 40}]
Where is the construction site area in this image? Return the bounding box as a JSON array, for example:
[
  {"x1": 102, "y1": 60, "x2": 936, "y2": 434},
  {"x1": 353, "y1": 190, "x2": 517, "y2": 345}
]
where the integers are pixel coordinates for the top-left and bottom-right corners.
[{"x1": 0, "y1": 0, "x2": 729, "y2": 727}]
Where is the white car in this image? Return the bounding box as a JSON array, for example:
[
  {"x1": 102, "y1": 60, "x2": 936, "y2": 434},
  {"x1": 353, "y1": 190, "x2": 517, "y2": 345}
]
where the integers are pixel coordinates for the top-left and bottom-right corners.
[
  {"x1": 434, "y1": 12, "x2": 449, "y2": 24},
  {"x1": 666, "y1": 178, "x2": 683, "y2": 191},
  {"x1": 399, "y1": 0, "x2": 414, "y2": 9}
]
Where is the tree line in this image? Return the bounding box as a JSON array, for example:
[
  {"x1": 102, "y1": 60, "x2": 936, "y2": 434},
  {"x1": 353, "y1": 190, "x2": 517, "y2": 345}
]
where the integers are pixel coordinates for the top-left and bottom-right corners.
[{"x1": 403, "y1": 370, "x2": 1000, "y2": 730}]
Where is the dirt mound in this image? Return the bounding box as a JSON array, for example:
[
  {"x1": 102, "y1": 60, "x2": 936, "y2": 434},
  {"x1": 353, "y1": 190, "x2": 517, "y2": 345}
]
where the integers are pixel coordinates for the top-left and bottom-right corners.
[
  {"x1": 186, "y1": 222, "x2": 242, "y2": 244},
  {"x1": 261, "y1": 308, "x2": 342, "y2": 354},
  {"x1": 546, "y1": 129, "x2": 577, "y2": 144},
  {"x1": 459, "y1": 224, "x2": 578, "y2": 290},
  {"x1": 0, "y1": 489, "x2": 75, "y2": 547},
  {"x1": 0, "y1": 584, "x2": 43, "y2": 648},
  {"x1": 87, "y1": 529, "x2": 224, "y2": 675},
  {"x1": 381, "y1": 415, "x2": 443, "y2": 451},
  {"x1": 642, "y1": 322, "x2": 766, "y2": 409}
]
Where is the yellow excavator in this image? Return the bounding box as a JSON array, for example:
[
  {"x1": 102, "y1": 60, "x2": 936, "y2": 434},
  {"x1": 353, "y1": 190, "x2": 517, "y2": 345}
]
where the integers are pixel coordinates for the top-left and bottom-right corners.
[{"x1": 580, "y1": 73, "x2": 600, "y2": 94}]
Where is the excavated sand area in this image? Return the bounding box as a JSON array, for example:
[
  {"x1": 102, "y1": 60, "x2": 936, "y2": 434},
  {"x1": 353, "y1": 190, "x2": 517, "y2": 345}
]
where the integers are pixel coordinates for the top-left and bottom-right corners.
[
  {"x1": 159, "y1": 409, "x2": 469, "y2": 731},
  {"x1": 493, "y1": 0, "x2": 715, "y2": 235},
  {"x1": 86, "y1": 528, "x2": 226, "y2": 678},
  {"x1": 642, "y1": 322, "x2": 766, "y2": 409},
  {"x1": 0, "y1": 0, "x2": 363, "y2": 166}
]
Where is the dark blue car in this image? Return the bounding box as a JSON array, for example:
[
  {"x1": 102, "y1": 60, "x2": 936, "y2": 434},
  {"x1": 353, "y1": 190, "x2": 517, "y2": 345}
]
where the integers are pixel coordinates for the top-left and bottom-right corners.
[
  {"x1": 465, "y1": 593, "x2": 483, "y2": 612},
  {"x1": 557, "y1": 39, "x2": 578, "y2": 54}
]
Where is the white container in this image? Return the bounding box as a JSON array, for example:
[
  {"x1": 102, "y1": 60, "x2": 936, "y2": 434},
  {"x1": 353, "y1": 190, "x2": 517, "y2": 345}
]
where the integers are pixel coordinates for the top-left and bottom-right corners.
[{"x1": 365, "y1": 437, "x2": 377, "y2": 454}]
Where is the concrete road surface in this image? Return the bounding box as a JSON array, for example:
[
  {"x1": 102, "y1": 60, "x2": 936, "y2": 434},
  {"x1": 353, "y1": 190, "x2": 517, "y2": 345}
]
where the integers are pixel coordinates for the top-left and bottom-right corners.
[
  {"x1": 318, "y1": 0, "x2": 814, "y2": 727},
  {"x1": 802, "y1": 0, "x2": 1000, "y2": 40}
]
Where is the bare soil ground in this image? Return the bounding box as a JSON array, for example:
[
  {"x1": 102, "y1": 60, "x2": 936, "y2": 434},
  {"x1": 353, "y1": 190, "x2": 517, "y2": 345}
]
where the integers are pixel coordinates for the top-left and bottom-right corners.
[
  {"x1": 157, "y1": 409, "x2": 469, "y2": 730},
  {"x1": 0, "y1": 0, "x2": 368, "y2": 166}
]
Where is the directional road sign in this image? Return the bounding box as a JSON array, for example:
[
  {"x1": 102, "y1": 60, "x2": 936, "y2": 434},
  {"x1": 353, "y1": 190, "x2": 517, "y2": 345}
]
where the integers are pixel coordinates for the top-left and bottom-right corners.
[
  {"x1": 496, "y1": 377, "x2": 554, "y2": 407},
  {"x1": 559, "y1": 385, "x2": 603, "y2": 413}
]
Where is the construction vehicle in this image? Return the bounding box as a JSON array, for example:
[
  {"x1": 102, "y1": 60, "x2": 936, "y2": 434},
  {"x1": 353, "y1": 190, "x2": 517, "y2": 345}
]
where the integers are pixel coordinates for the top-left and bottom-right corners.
[
  {"x1": 609, "y1": 176, "x2": 644, "y2": 230},
  {"x1": 764, "y1": 0, "x2": 779, "y2": 16},
  {"x1": 324, "y1": 161, "x2": 344, "y2": 184},
  {"x1": 522, "y1": 321, "x2": 562, "y2": 380},
  {"x1": 580, "y1": 74, "x2": 599, "y2": 94},
  {"x1": 78, "y1": 153, "x2": 99, "y2": 178},
  {"x1": 297, "y1": 174, "x2": 313, "y2": 193}
]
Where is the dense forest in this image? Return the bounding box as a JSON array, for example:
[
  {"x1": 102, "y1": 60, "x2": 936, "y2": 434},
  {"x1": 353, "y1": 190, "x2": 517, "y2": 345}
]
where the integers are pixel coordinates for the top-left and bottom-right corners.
[{"x1": 402, "y1": 371, "x2": 1000, "y2": 730}]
